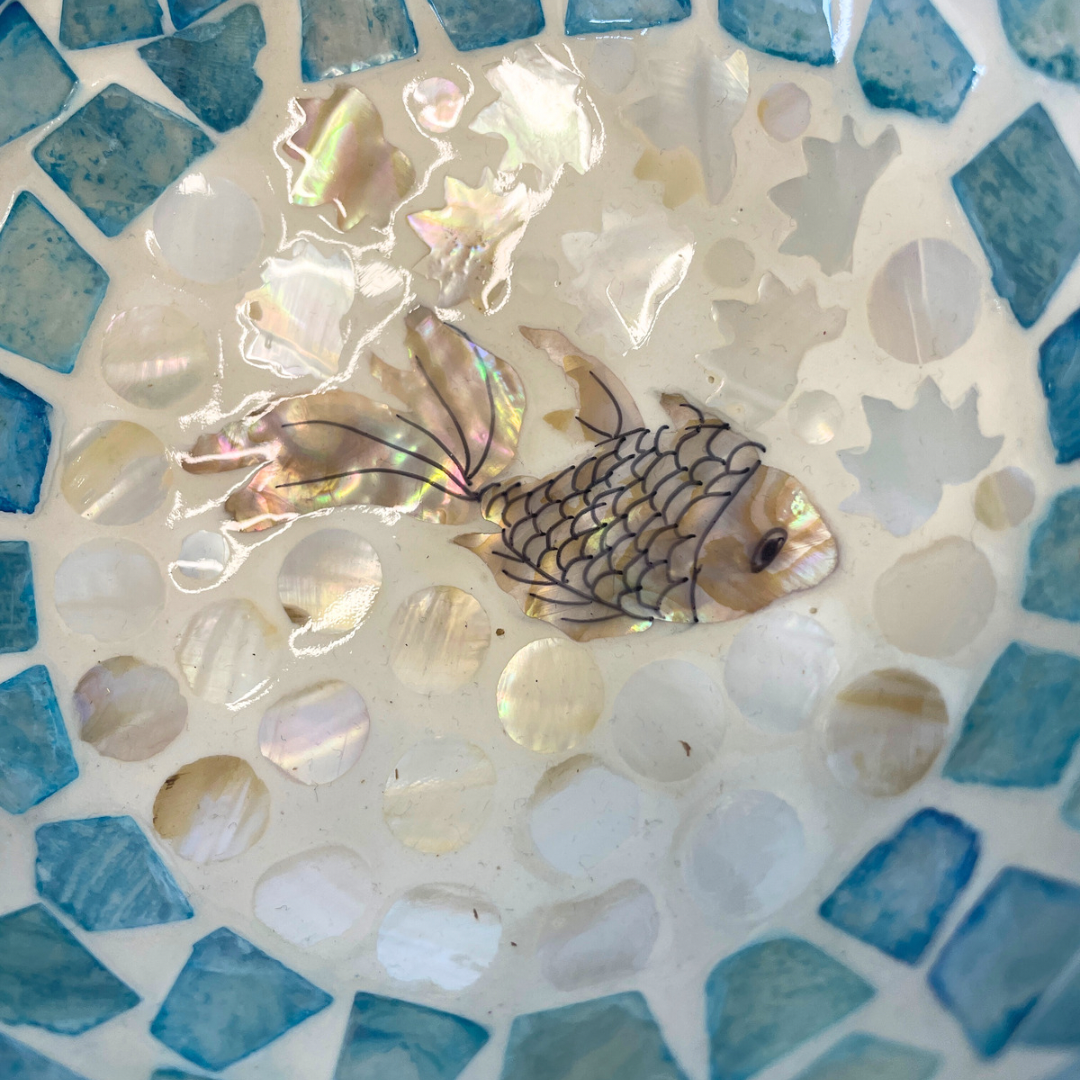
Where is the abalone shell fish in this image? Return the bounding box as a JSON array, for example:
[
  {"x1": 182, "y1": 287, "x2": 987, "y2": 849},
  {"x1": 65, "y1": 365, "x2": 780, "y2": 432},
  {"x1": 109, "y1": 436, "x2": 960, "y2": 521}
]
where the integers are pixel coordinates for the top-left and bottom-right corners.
[{"x1": 184, "y1": 309, "x2": 838, "y2": 640}]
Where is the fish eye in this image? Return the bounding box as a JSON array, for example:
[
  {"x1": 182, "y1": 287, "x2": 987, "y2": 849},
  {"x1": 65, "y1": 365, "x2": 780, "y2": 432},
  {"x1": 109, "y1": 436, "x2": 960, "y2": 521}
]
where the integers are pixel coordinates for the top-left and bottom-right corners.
[{"x1": 750, "y1": 528, "x2": 788, "y2": 573}]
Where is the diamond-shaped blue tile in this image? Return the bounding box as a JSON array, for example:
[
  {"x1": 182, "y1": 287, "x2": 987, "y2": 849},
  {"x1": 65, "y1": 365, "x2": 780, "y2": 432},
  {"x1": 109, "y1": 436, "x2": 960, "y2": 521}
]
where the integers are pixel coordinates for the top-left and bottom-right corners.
[
  {"x1": 718, "y1": 0, "x2": 836, "y2": 65},
  {"x1": 0, "y1": 192, "x2": 109, "y2": 374},
  {"x1": 0, "y1": 541, "x2": 37, "y2": 654},
  {"x1": 500, "y1": 992, "x2": 687, "y2": 1080},
  {"x1": 999, "y1": 0, "x2": 1080, "y2": 85},
  {"x1": 1039, "y1": 307, "x2": 1080, "y2": 464},
  {"x1": 820, "y1": 809, "x2": 980, "y2": 964},
  {"x1": 0, "y1": 3, "x2": 77, "y2": 148},
  {"x1": 335, "y1": 993, "x2": 488, "y2": 1080},
  {"x1": 854, "y1": 0, "x2": 975, "y2": 122},
  {"x1": 33, "y1": 84, "x2": 214, "y2": 239},
  {"x1": 300, "y1": 0, "x2": 417, "y2": 80},
  {"x1": 792, "y1": 1033, "x2": 940, "y2": 1080},
  {"x1": 59, "y1": 0, "x2": 161, "y2": 48},
  {"x1": 0, "y1": 665, "x2": 77, "y2": 815},
  {"x1": 929, "y1": 867, "x2": 1080, "y2": 1056},
  {"x1": 565, "y1": 0, "x2": 689, "y2": 35},
  {"x1": 0, "y1": 1030, "x2": 90, "y2": 1080},
  {"x1": 151, "y1": 927, "x2": 332, "y2": 1070},
  {"x1": 952, "y1": 104, "x2": 1080, "y2": 328},
  {"x1": 166, "y1": 0, "x2": 226, "y2": 30},
  {"x1": 0, "y1": 371, "x2": 51, "y2": 514},
  {"x1": 36, "y1": 815, "x2": 193, "y2": 931},
  {"x1": 139, "y1": 5, "x2": 265, "y2": 134},
  {"x1": 945, "y1": 641, "x2": 1080, "y2": 785},
  {"x1": 0, "y1": 904, "x2": 140, "y2": 1035},
  {"x1": 1024, "y1": 494, "x2": 1080, "y2": 624},
  {"x1": 706, "y1": 938, "x2": 875, "y2": 1080},
  {"x1": 427, "y1": 0, "x2": 543, "y2": 51}
]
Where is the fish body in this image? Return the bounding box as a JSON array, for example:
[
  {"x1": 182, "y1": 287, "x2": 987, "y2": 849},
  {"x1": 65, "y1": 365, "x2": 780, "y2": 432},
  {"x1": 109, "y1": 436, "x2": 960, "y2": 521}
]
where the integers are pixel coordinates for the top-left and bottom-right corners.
[{"x1": 184, "y1": 310, "x2": 837, "y2": 639}]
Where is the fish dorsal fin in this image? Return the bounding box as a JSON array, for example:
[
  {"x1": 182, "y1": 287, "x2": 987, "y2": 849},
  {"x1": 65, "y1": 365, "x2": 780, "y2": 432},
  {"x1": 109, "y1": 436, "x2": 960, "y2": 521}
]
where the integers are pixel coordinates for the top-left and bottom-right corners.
[
  {"x1": 660, "y1": 392, "x2": 727, "y2": 428},
  {"x1": 520, "y1": 327, "x2": 644, "y2": 443}
]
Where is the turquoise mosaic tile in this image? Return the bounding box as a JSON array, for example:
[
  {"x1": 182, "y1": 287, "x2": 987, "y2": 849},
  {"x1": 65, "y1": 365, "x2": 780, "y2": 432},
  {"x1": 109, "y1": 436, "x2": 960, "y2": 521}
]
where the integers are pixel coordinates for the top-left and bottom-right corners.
[
  {"x1": 500, "y1": 992, "x2": 687, "y2": 1080},
  {"x1": 952, "y1": 104, "x2": 1080, "y2": 328},
  {"x1": 820, "y1": 808, "x2": 980, "y2": 964},
  {"x1": 299, "y1": 0, "x2": 417, "y2": 80},
  {"x1": 334, "y1": 993, "x2": 489, "y2": 1080},
  {"x1": 944, "y1": 642, "x2": 1080, "y2": 786},
  {"x1": 35, "y1": 816, "x2": 194, "y2": 931},
  {"x1": 0, "y1": 371, "x2": 51, "y2": 515},
  {"x1": 1024, "y1": 494, "x2": 1080, "y2": 623},
  {"x1": 1039, "y1": 307, "x2": 1080, "y2": 464},
  {"x1": 426, "y1": 0, "x2": 544, "y2": 52},
  {"x1": 59, "y1": 0, "x2": 161, "y2": 49},
  {"x1": 706, "y1": 937, "x2": 875, "y2": 1080},
  {"x1": 565, "y1": 0, "x2": 690, "y2": 36},
  {"x1": 929, "y1": 867, "x2": 1080, "y2": 1056},
  {"x1": 0, "y1": 192, "x2": 108, "y2": 374},
  {"x1": 854, "y1": 0, "x2": 975, "y2": 122},
  {"x1": 0, "y1": 903, "x2": 140, "y2": 1035},
  {"x1": 0, "y1": 1029, "x2": 90, "y2": 1080},
  {"x1": 792, "y1": 1033, "x2": 941, "y2": 1080},
  {"x1": 0, "y1": 540, "x2": 38, "y2": 654},
  {"x1": 151, "y1": 927, "x2": 333, "y2": 1070},
  {"x1": 139, "y1": 5, "x2": 266, "y2": 134},
  {"x1": 717, "y1": 0, "x2": 835, "y2": 65},
  {"x1": 0, "y1": 665, "x2": 77, "y2": 815},
  {"x1": 0, "y1": 3, "x2": 77, "y2": 149},
  {"x1": 998, "y1": 0, "x2": 1080, "y2": 84},
  {"x1": 33, "y1": 85, "x2": 214, "y2": 238}
]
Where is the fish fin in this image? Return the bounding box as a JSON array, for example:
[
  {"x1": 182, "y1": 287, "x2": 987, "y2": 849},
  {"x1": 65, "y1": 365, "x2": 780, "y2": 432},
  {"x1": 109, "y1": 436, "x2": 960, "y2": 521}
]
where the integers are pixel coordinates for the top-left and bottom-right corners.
[
  {"x1": 659, "y1": 392, "x2": 730, "y2": 427},
  {"x1": 520, "y1": 327, "x2": 644, "y2": 443}
]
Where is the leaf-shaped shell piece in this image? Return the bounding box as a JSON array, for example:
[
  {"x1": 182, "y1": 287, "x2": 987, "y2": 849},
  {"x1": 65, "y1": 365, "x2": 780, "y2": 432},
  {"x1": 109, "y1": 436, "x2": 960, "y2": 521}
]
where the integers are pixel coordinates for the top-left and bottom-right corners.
[
  {"x1": 284, "y1": 87, "x2": 416, "y2": 231},
  {"x1": 183, "y1": 308, "x2": 525, "y2": 530}
]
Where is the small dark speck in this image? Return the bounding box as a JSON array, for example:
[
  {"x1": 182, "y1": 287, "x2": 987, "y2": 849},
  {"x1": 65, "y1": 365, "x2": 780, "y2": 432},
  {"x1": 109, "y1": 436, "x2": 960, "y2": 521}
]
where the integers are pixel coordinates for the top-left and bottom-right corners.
[
  {"x1": 809, "y1": 607, "x2": 818, "y2": 614},
  {"x1": 510, "y1": 941, "x2": 518, "y2": 947},
  {"x1": 496, "y1": 628, "x2": 505, "y2": 636},
  {"x1": 680, "y1": 740, "x2": 691, "y2": 757},
  {"x1": 395, "y1": 768, "x2": 399, "y2": 779},
  {"x1": 472, "y1": 908, "x2": 479, "y2": 920}
]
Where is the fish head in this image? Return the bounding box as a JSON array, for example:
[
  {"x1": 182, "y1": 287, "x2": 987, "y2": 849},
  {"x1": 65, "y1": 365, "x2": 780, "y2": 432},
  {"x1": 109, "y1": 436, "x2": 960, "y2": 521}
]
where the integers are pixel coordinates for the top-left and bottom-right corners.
[{"x1": 690, "y1": 463, "x2": 838, "y2": 621}]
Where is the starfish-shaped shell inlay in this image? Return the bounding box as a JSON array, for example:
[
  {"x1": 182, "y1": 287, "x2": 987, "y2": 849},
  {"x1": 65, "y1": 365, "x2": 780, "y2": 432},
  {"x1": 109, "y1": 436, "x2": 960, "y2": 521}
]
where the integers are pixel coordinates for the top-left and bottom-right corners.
[
  {"x1": 408, "y1": 168, "x2": 535, "y2": 310},
  {"x1": 284, "y1": 87, "x2": 416, "y2": 232},
  {"x1": 470, "y1": 45, "x2": 597, "y2": 184}
]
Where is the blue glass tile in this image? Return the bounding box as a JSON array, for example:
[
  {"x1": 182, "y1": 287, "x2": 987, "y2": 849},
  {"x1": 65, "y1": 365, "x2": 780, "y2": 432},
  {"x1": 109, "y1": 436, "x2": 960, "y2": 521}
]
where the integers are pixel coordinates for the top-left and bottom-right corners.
[
  {"x1": 0, "y1": 192, "x2": 109, "y2": 374},
  {"x1": 500, "y1": 992, "x2": 687, "y2": 1080},
  {"x1": 300, "y1": 0, "x2": 417, "y2": 80},
  {"x1": 565, "y1": 0, "x2": 690, "y2": 35},
  {"x1": 951, "y1": 104, "x2": 1080, "y2": 328},
  {"x1": 0, "y1": 540, "x2": 37, "y2": 654},
  {"x1": 139, "y1": 5, "x2": 265, "y2": 134},
  {"x1": 0, "y1": 4, "x2": 77, "y2": 148},
  {"x1": 999, "y1": 0, "x2": 1080, "y2": 84},
  {"x1": 792, "y1": 1033, "x2": 940, "y2": 1080},
  {"x1": 166, "y1": 0, "x2": 226, "y2": 30},
  {"x1": 945, "y1": 641, "x2": 1080, "y2": 785},
  {"x1": 1019, "y1": 958, "x2": 1080, "y2": 1046},
  {"x1": 1025, "y1": 492, "x2": 1080, "y2": 623},
  {"x1": 718, "y1": 0, "x2": 835, "y2": 65},
  {"x1": 1039, "y1": 308, "x2": 1080, "y2": 464},
  {"x1": 151, "y1": 927, "x2": 332, "y2": 1070},
  {"x1": 33, "y1": 85, "x2": 214, "y2": 239},
  {"x1": 426, "y1": 0, "x2": 544, "y2": 52},
  {"x1": 854, "y1": 0, "x2": 975, "y2": 122},
  {"x1": 820, "y1": 809, "x2": 980, "y2": 964},
  {"x1": 36, "y1": 815, "x2": 193, "y2": 931},
  {"x1": 0, "y1": 1030, "x2": 90, "y2": 1080},
  {"x1": 59, "y1": 0, "x2": 161, "y2": 48},
  {"x1": 706, "y1": 937, "x2": 875, "y2": 1080},
  {"x1": 335, "y1": 993, "x2": 489, "y2": 1080},
  {"x1": 1065, "y1": 776, "x2": 1080, "y2": 830},
  {"x1": 0, "y1": 665, "x2": 76, "y2": 815},
  {"x1": 0, "y1": 371, "x2": 51, "y2": 515},
  {"x1": 929, "y1": 867, "x2": 1080, "y2": 1056},
  {"x1": 0, "y1": 903, "x2": 140, "y2": 1035}
]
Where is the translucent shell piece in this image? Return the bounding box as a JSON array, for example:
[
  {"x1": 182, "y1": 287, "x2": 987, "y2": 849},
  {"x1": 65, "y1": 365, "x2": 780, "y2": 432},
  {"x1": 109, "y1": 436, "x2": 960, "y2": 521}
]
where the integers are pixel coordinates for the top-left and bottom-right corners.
[
  {"x1": 408, "y1": 168, "x2": 533, "y2": 310},
  {"x1": 184, "y1": 307, "x2": 526, "y2": 530},
  {"x1": 283, "y1": 87, "x2": 415, "y2": 231},
  {"x1": 411, "y1": 77, "x2": 465, "y2": 133}
]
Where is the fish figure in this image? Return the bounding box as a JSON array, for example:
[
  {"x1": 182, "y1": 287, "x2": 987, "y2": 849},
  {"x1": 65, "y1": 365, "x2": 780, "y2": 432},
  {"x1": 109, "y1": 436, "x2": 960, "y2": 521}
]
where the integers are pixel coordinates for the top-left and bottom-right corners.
[{"x1": 184, "y1": 308, "x2": 837, "y2": 640}]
